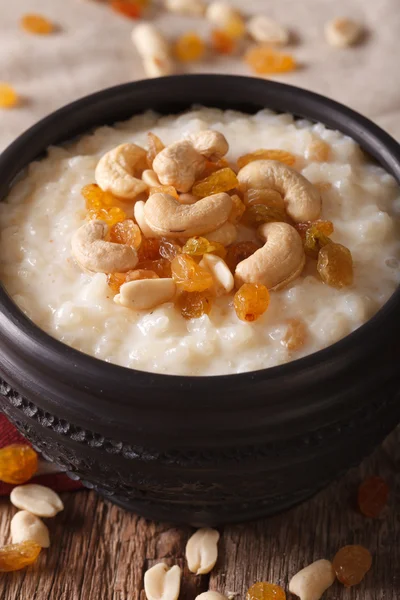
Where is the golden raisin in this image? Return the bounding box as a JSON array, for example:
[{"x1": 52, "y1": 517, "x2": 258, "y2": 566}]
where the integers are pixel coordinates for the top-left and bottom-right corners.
[
  {"x1": 0, "y1": 83, "x2": 18, "y2": 109},
  {"x1": 147, "y1": 132, "x2": 165, "y2": 168},
  {"x1": 282, "y1": 318, "x2": 308, "y2": 351},
  {"x1": 306, "y1": 139, "x2": 331, "y2": 162},
  {"x1": 302, "y1": 220, "x2": 334, "y2": 258},
  {"x1": 109, "y1": 219, "x2": 142, "y2": 249},
  {"x1": 182, "y1": 236, "x2": 226, "y2": 258},
  {"x1": 20, "y1": 14, "x2": 54, "y2": 35},
  {"x1": 225, "y1": 241, "x2": 259, "y2": 272},
  {"x1": 246, "y1": 581, "x2": 286, "y2": 600},
  {"x1": 241, "y1": 204, "x2": 288, "y2": 228},
  {"x1": 82, "y1": 184, "x2": 117, "y2": 210},
  {"x1": 237, "y1": 149, "x2": 296, "y2": 169},
  {"x1": 317, "y1": 242, "x2": 353, "y2": 288},
  {"x1": 211, "y1": 29, "x2": 236, "y2": 54},
  {"x1": 137, "y1": 237, "x2": 161, "y2": 261},
  {"x1": 87, "y1": 207, "x2": 127, "y2": 227},
  {"x1": 174, "y1": 32, "x2": 205, "y2": 62},
  {"x1": 234, "y1": 283, "x2": 270, "y2": 322},
  {"x1": 357, "y1": 476, "x2": 389, "y2": 518},
  {"x1": 107, "y1": 272, "x2": 130, "y2": 294},
  {"x1": 229, "y1": 194, "x2": 246, "y2": 224},
  {"x1": 244, "y1": 189, "x2": 284, "y2": 209},
  {"x1": 176, "y1": 290, "x2": 213, "y2": 319},
  {"x1": 110, "y1": 0, "x2": 142, "y2": 19},
  {"x1": 192, "y1": 168, "x2": 238, "y2": 198},
  {"x1": 159, "y1": 239, "x2": 182, "y2": 261},
  {"x1": 201, "y1": 158, "x2": 231, "y2": 178},
  {"x1": 245, "y1": 45, "x2": 296, "y2": 75},
  {"x1": 150, "y1": 185, "x2": 179, "y2": 200},
  {"x1": 224, "y1": 14, "x2": 246, "y2": 39},
  {"x1": 0, "y1": 541, "x2": 41, "y2": 572},
  {"x1": 171, "y1": 254, "x2": 214, "y2": 292},
  {"x1": 136, "y1": 258, "x2": 172, "y2": 278},
  {"x1": 0, "y1": 444, "x2": 38, "y2": 485},
  {"x1": 332, "y1": 545, "x2": 372, "y2": 587}
]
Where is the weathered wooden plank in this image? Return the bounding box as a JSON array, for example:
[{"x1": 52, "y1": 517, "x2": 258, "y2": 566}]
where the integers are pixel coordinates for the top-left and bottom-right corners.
[
  {"x1": 0, "y1": 427, "x2": 398, "y2": 600},
  {"x1": 210, "y1": 427, "x2": 400, "y2": 600}
]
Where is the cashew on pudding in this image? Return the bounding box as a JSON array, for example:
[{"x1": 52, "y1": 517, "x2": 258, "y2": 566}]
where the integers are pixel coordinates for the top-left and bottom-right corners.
[{"x1": 1, "y1": 108, "x2": 400, "y2": 375}]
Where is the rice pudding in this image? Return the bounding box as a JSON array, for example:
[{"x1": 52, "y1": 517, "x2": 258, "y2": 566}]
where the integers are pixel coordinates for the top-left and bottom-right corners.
[{"x1": 0, "y1": 107, "x2": 399, "y2": 376}]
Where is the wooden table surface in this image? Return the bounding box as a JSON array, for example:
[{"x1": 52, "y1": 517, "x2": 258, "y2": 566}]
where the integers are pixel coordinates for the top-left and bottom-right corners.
[{"x1": 0, "y1": 427, "x2": 398, "y2": 600}]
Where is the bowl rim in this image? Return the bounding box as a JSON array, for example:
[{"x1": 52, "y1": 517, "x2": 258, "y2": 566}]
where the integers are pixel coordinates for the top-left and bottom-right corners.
[{"x1": 1, "y1": 74, "x2": 400, "y2": 395}]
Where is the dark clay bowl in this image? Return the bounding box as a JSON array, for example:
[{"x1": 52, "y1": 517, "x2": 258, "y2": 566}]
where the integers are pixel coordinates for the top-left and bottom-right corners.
[{"x1": 1, "y1": 75, "x2": 400, "y2": 526}]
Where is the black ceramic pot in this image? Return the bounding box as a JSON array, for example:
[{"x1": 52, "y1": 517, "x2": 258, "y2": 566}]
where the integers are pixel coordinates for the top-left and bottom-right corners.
[{"x1": 0, "y1": 75, "x2": 400, "y2": 526}]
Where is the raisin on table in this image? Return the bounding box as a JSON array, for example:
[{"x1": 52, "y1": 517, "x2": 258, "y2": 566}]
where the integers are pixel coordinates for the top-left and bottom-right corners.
[
  {"x1": 211, "y1": 29, "x2": 236, "y2": 54},
  {"x1": 246, "y1": 581, "x2": 286, "y2": 600},
  {"x1": 174, "y1": 32, "x2": 205, "y2": 62},
  {"x1": 357, "y1": 476, "x2": 389, "y2": 518},
  {"x1": 0, "y1": 541, "x2": 41, "y2": 572},
  {"x1": 245, "y1": 45, "x2": 296, "y2": 75},
  {"x1": 332, "y1": 545, "x2": 372, "y2": 587},
  {"x1": 0, "y1": 83, "x2": 19, "y2": 109},
  {"x1": 0, "y1": 444, "x2": 38, "y2": 485},
  {"x1": 21, "y1": 14, "x2": 54, "y2": 35}
]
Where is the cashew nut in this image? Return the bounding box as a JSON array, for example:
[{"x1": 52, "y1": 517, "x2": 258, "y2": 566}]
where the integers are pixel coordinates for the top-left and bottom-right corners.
[
  {"x1": 238, "y1": 160, "x2": 321, "y2": 222},
  {"x1": 142, "y1": 169, "x2": 161, "y2": 187},
  {"x1": 186, "y1": 528, "x2": 220, "y2": 575},
  {"x1": 289, "y1": 559, "x2": 335, "y2": 600},
  {"x1": 179, "y1": 193, "x2": 198, "y2": 205},
  {"x1": 95, "y1": 143, "x2": 148, "y2": 200},
  {"x1": 189, "y1": 130, "x2": 229, "y2": 160},
  {"x1": 206, "y1": 222, "x2": 237, "y2": 246},
  {"x1": 71, "y1": 220, "x2": 138, "y2": 273},
  {"x1": 144, "y1": 192, "x2": 232, "y2": 238},
  {"x1": 153, "y1": 140, "x2": 206, "y2": 192},
  {"x1": 144, "y1": 563, "x2": 181, "y2": 600},
  {"x1": 114, "y1": 278, "x2": 176, "y2": 310},
  {"x1": 200, "y1": 254, "x2": 234, "y2": 295},
  {"x1": 11, "y1": 511, "x2": 50, "y2": 548},
  {"x1": 235, "y1": 221, "x2": 305, "y2": 290},
  {"x1": 134, "y1": 201, "x2": 157, "y2": 238}
]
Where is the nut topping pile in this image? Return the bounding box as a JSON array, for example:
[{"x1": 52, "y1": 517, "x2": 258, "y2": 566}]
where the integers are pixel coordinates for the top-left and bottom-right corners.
[{"x1": 71, "y1": 129, "x2": 354, "y2": 322}]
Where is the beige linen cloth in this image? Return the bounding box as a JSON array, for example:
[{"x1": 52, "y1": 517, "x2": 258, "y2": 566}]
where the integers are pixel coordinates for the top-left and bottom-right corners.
[{"x1": 0, "y1": 0, "x2": 399, "y2": 151}]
